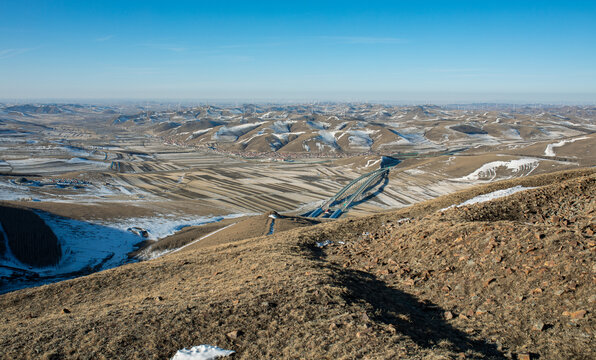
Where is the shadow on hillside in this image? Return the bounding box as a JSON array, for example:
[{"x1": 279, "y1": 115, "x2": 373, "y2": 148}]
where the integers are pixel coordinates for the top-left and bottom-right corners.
[
  {"x1": 0, "y1": 209, "x2": 147, "y2": 294},
  {"x1": 302, "y1": 243, "x2": 505, "y2": 359},
  {"x1": 336, "y1": 266, "x2": 506, "y2": 359}
]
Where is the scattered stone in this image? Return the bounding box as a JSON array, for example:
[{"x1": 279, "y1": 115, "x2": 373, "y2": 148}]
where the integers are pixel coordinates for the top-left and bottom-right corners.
[
  {"x1": 155, "y1": 296, "x2": 163, "y2": 301},
  {"x1": 475, "y1": 309, "x2": 487, "y2": 316},
  {"x1": 61, "y1": 308, "x2": 70, "y2": 314},
  {"x1": 518, "y1": 353, "x2": 531, "y2": 360},
  {"x1": 356, "y1": 331, "x2": 369, "y2": 338},
  {"x1": 532, "y1": 321, "x2": 545, "y2": 331},
  {"x1": 569, "y1": 310, "x2": 587, "y2": 319},
  {"x1": 261, "y1": 301, "x2": 277, "y2": 308},
  {"x1": 226, "y1": 330, "x2": 243, "y2": 340},
  {"x1": 444, "y1": 311, "x2": 454, "y2": 320},
  {"x1": 483, "y1": 277, "x2": 496, "y2": 287}
]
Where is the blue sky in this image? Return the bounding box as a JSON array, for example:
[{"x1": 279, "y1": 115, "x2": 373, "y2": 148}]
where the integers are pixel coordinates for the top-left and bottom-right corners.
[{"x1": 1, "y1": 1, "x2": 595, "y2": 102}]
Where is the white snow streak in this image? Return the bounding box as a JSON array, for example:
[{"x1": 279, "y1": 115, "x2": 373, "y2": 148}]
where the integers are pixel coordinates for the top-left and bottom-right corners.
[
  {"x1": 456, "y1": 158, "x2": 540, "y2": 181},
  {"x1": 544, "y1": 137, "x2": 589, "y2": 157},
  {"x1": 171, "y1": 345, "x2": 235, "y2": 360},
  {"x1": 442, "y1": 186, "x2": 535, "y2": 211}
]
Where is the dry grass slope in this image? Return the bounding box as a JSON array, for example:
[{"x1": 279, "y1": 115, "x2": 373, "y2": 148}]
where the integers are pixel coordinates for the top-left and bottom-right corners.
[{"x1": 0, "y1": 168, "x2": 593, "y2": 359}]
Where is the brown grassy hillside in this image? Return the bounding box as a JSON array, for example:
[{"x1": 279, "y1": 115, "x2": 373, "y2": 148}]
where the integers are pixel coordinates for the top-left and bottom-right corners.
[{"x1": 0, "y1": 168, "x2": 593, "y2": 359}]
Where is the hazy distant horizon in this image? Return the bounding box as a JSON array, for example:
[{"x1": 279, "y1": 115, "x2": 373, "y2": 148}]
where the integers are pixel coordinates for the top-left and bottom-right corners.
[{"x1": 1, "y1": 92, "x2": 595, "y2": 106}]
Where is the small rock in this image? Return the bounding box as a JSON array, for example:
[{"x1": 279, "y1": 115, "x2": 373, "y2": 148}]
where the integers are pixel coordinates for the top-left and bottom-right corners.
[
  {"x1": 518, "y1": 353, "x2": 531, "y2": 360},
  {"x1": 551, "y1": 215, "x2": 560, "y2": 223},
  {"x1": 483, "y1": 277, "x2": 496, "y2": 287},
  {"x1": 535, "y1": 233, "x2": 545, "y2": 240},
  {"x1": 570, "y1": 310, "x2": 587, "y2": 319},
  {"x1": 61, "y1": 308, "x2": 70, "y2": 314},
  {"x1": 444, "y1": 311, "x2": 454, "y2": 320},
  {"x1": 226, "y1": 330, "x2": 243, "y2": 340},
  {"x1": 155, "y1": 296, "x2": 163, "y2": 301},
  {"x1": 261, "y1": 301, "x2": 277, "y2": 308},
  {"x1": 532, "y1": 321, "x2": 544, "y2": 331}
]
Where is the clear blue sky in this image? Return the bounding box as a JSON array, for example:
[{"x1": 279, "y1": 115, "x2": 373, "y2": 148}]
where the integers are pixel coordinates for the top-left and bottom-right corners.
[{"x1": 1, "y1": 1, "x2": 595, "y2": 102}]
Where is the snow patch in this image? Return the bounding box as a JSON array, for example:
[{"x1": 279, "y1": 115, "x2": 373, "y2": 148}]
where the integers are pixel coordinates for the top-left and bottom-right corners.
[
  {"x1": 455, "y1": 158, "x2": 540, "y2": 182},
  {"x1": 212, "y1": 122, "x2": 264, "y2": 141},
  {"x1": 442, "y1": 186, "x2": 535, "y2": 211},
  {"x1": 171, "y1": 345, "x2": 235, "y2": 360},
  {"x1": 404, "y1": 168, "x2": 425, "y2": 175},
  {"x1": 347, "y1": 130, "x2": 376, "y2": 149},
  {"x1": 365, "y1": 159, "x2": 381, "y2": 168},
  {"x1": 306, "y1": 121, "x2": 330, "y2": 130},
  {"x1": 270, "y1": 120, "x2": 296, "y2": 133},
  {"x1": 544, "y1": 136, "x2": 589, "y2": 157},
  {"x1": 317, "y1": 131, "x2": 339, "y2": 149},
  {"x1": 316, "y1": 240, "x2": 333, "y2": 248}
]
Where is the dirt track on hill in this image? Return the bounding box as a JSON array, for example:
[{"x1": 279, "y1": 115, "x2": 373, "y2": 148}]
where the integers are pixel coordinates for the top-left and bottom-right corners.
[{"x1": 0, "y1": 168, "x2": 593, "y2": 359}]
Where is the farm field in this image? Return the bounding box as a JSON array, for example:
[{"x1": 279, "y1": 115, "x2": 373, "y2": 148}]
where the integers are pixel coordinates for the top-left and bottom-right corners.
[{"x1": 0, "y1": 103, "x2": 594, "y2": 293}]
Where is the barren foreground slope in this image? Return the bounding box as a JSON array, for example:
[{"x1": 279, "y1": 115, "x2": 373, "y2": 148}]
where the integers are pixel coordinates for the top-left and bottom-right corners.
[{"x1": 0, "y1": 169, "x2": 593, "y2": 359}]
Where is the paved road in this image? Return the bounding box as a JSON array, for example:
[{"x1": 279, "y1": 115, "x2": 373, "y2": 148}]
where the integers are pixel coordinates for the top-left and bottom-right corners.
[{"x1": 307, "y1": 166, "x2": 392, "y2": 219}]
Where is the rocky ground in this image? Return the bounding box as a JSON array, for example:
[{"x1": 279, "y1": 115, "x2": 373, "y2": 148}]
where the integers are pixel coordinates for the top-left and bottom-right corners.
[{"x1": 0, "y1": 168, "x2": 593, "y2": 359}]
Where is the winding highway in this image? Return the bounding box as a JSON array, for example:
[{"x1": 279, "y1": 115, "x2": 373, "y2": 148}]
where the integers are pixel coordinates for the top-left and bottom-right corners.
[{"x1": 307, "y1": 165, "x2": 393, "y2": 219}]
